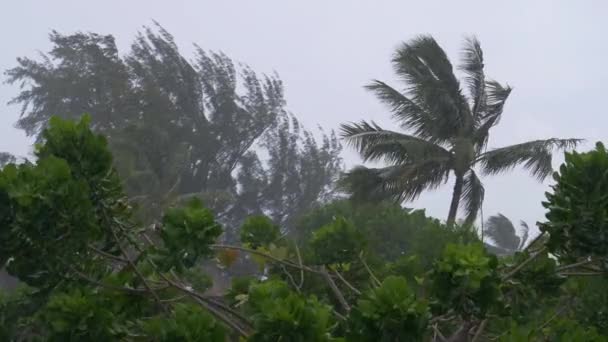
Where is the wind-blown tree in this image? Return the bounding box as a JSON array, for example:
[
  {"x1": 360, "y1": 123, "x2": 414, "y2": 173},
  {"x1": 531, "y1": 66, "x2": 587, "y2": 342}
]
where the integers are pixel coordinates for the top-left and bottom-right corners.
[
  {"x1": 0, "y1": 153, "x2": 16, "y2": 168},
  {"x1": 5, "y1": 24, "x2": 342, "y2": 233},
  {"x1": 484, "y1": 213, "x2": 529, "y2": 253},
  {"x1": 340, "y1": 36, "x2": 580, "y2": 226}
]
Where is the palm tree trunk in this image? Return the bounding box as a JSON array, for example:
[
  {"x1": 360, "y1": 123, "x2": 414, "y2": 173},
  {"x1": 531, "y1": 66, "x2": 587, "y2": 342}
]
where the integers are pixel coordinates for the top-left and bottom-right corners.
[{"x1": 447, "y1": 173, "x2": 464, "y2": 227}]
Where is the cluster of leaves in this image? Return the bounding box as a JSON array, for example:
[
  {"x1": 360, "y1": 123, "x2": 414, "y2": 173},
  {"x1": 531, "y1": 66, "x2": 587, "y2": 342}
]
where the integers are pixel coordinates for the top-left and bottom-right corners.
[
  {"x1": 245, "y1": 280, "x2": 336, "y2": 342},
  {"x1": 309, "y1": 217, "x2": 366, "y2": 266},
  {"x1": 140, "y1": 303, "x2": 226, "y2": 341},
  {"x1": 0, "y1": 116, "x2": 122, "y2": 289},
  {"x1": 347, "y1": 276, "x2": 430, "y2": 341},
  {"x1": 501, "y1": 251, "x2": 565, "y2": 321},
  {"x1": 151, "y1": 198, "x2": 222, "y2": 272},
  {"x1": 541, "y1": 142, "x2": 608, "y2": 261},
  {"x1": 240, "y1": 215, "x2": 281, "y2": 249},
  {"x1": 430, "y1": 243, "x2": 502, "y2": 319}
]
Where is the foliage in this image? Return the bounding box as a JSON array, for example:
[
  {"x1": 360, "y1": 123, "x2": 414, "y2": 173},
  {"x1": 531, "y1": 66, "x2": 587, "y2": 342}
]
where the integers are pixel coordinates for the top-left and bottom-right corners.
[
  {"x1": 309, "y1": 217, "x2": 365, "y2": 265},
  {"x1": 500, "y1": 318, "x2": 607, "y2": 342},
  {"x1": 151, "y1": 198, "x2": 222, "y2": 272},
  {"x1": 0, "y1": 152, "x2": 16, "y2": 168},
  {"x1": 3, "y1": 33, "x2": 608, "y2": 342},
  {"x1": 347, "y1": 276, "x2": 429, "y2": 341},
  {"x1": 6, "y1": 23, "x2": 342, "y2": 234},
  {"x1": 340, "y1": 36, "x2": 580, "y2": 225},
  {"x1": 296, "y1": 200, "x2": 478, "y2": 269},
  {"x1": 37, "y1": 288, "x2": 126, "y2": 340},
  {"x1": 246, "y1": 280, "x2": 336, "y2": 342},
  {"x1": 240, "y1": 215, "x2": 281, "y2": 249},
  {"x1": 0, "y1": 116, "x2": 123, "y2": 289},
  {"x1": 139, "y1": 303, "x2": 226, "y2": 342},
  {"x1": 541, "y1": 142, "x2": 608, "y2": 261},
  {"x1": 430, "y1": 243, "x2": 502, "y2": 319}
]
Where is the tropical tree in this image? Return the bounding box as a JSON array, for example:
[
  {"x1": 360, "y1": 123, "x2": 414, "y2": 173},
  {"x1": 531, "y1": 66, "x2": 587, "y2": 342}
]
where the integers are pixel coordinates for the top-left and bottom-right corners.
[
  {"x1": 5, "y1": 24, "x2": 342, "y2": 233},
  {"x1": 484, "y1": 213, "x2": 529, "y2": 252},
  {"x1": 340, "y1": 36, "x2": 580, "y2": 226}
]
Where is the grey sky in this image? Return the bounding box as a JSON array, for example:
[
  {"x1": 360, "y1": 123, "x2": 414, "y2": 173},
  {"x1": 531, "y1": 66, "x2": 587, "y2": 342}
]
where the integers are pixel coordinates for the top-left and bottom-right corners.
[{"x1": 1, "y1": 1, "x2": 606, "y2": 233}]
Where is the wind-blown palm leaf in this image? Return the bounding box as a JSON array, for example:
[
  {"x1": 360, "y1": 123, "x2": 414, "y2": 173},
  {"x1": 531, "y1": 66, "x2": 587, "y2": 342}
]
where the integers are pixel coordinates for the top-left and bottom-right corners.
[
  {"x1": 484, "y1": 213, "x2": 520, "y2": 251},
  {"x1": 365, "y1": 80, "x2": 451, "y2": 142},
  {"x1": 473, "y1": 81, "x2": 512, "y2": 152},
  {"x1": 518, "y1": 221, "x2": 530, "y2": 250},
  {"x1": 392, "y1": 36, "x2": 472, "y2": 135},
  {"x1": 378, "y1": 159, "x2": 452, "y2": 202},
  {"x1": 460, "y1": 36, "x2": 486, "y2": 122},
  {"x1": 340, "y1": 121, "x2": 451, "y2": 164},
  {"x1": 461, "y1": 169, "x2": 485, "y2": 226},
  {"x1": 338, "y1": 166, "x2": 400, "y2": 203},
  {"x1": 477, "y1": 138, "x2": 582, "y2": 180}
]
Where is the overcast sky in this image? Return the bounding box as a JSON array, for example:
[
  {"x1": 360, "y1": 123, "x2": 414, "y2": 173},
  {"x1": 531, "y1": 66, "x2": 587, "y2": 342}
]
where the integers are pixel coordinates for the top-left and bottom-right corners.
[{"x1": 1, "y1": 1, "x2": 606, "y2": 234}]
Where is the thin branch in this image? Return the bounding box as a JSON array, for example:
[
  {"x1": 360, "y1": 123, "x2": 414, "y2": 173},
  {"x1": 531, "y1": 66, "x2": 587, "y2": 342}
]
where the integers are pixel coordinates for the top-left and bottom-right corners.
[
  {"x1": 192, "y1": 296, "x2": 251, "y2": 337},
  {"x1": 109, "y1": 226, "x2": 167, "y2": 313},
  {"x1": 211, "y1": 244, "x2": 324, "y2": 275},
  {"x1": 332, "y1": 309, "x2": 347, "y2": 321},
  {"x1": 333, "y1": 269, "x2": 362, "y2": 295},
  {"x1": 556, "y1": 258, "x2": 594, "y2": 272},
  {"x1": 471, "y1": 319, "x2": 487, "y2": 342},
  {"x1": 559, "y1": 271, "x2": 605, "y2": 277},
  {"x1": 294, "y1": 243, "x2": 305, "y2": 289},
  {"x1": 68, "y1": 266, "x2": 167, "y2": 294},
  {"x1": 502, "y1": 247, "x2": 546, "y2": 280},
  {"x1": 359, "y1": 255, "x2": 381, "y2": 287},
  {"x1": 88, "y1": 245, "x2": 129, "y2": 263},
  {"x1": 522, "y1": 231, "x2": 545, "y2": 252},
  {"x1": 281, "y1": 264, "x2": 301, "y2": 293},
  {"x1": 160, "y1": 295, "x2": 188, "y2": 303},
  {"x1": 157, "y1": 270, "x2": 253, "y2": 336},
  {"x1": 433, "y1": 324, "x2": 448, "y2": 342},
  {"x1": 538, "y1": 304, "x2": 569, "y2": 331},
  {"x1": 430, "y1": 310, "x2": 456, "y2": 324},
  {"x1": 321, "y1": 266, "x2": 351, "y2": 313}
]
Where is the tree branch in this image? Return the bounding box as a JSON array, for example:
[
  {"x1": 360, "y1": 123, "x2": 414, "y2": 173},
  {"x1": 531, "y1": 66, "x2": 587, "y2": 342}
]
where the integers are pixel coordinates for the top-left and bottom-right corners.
[
  {"x1": 210, "y1": 244, "x2": 325, "y2": 275},
  {"x1": 320, "y1": 266, "x2": 350, "y2": 313},
  {"x1": 502, "y1": 247, "x2": 546, "y2": 280},
  {"x1": 359, "y1": 255, "x2": 381, "y2": 287},
  {"x1": 333, "y1": 269, "x2": 362, "y2": 295},
  {"x1": 471, "y1": 319, "x2": 487, "y2": 342},
  {"x1": 556, "y1": 258, "x2": 594, "y2": 272}
]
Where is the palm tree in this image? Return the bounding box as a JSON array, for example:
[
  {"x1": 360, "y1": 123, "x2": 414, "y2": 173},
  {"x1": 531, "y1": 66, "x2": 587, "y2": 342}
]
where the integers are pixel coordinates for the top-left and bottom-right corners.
[
  {"x1": 341, "y1": 36, "x2": 580, "y2": 226},
  {"x1": 484, "y1": 213, "x2": 529, "y2": 252}
]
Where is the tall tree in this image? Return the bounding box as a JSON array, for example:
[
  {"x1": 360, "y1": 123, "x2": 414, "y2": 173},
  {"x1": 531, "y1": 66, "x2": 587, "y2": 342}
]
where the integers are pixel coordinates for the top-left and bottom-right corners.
[
  {"x1": 340, "y1": 36, "x2": 580, "y2": 226},
  {"x1": 5, "y1": 24, "x2": 342, "y2": 233},
  {"x1": 483, "y1": 213, "x2": 529, "y2": 252}
]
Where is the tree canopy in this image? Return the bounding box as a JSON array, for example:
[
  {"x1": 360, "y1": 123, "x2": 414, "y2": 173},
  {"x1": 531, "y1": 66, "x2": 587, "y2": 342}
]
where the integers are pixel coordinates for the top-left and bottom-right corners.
[
  {"x1": 340, "y1": 36, "x2": 580, "y2": 226},
  {"x1": 5, "y1": 24, "x2": 342, "y2": 235},
  {"x1": 1, "y1": 116, "x2": 607, "y2": 341}
]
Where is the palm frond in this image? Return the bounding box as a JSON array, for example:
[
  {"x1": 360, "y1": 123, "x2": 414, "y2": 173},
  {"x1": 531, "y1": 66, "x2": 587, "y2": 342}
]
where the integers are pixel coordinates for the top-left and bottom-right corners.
[
  {"x1": 460, "y1": 36, "x2": 486, "y2": 121},
  {"x1": 378, "y1": 158, "x2": 452, "y2": 202},
  {"x1": 392, "y1": 36, "x2": 471, "y2": 135},
  {"x1": 477, "y1": 138, "x2": 582, "y2": 181},
  {"x1": 484, "y1": 213, "x2": 520, "y2": 251},
  {"x1": 338, "y1": 166, "x2": 401, "y2": 203},
  {"x1": 518, "y1": 221, "x2": 529, "y2": 250},
  {"x1": 473, "y1": 80, "x2": 512, "y2": 151},
  {"x1": 462, "y1": 169, "x2": 485, "y2": 226},
  {"x1": 365, "y1": 80, "x2": 451, "y2": 143},
  {"x1": 340, "y1": 121, "x2": 451, "y2": 164}
]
